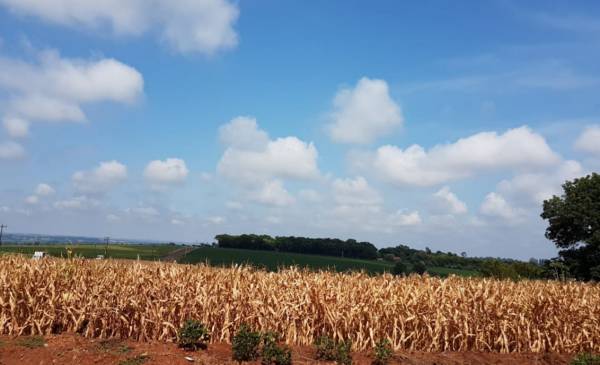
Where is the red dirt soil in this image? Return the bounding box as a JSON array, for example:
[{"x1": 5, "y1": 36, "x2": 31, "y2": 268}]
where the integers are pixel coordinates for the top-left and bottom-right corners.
[{"x1": 0, "y1": 334, "x2": 574, "y2": 365}]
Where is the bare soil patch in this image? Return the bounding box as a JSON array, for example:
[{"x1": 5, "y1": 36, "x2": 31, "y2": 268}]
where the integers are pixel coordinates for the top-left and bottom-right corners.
[{"x1": 0, "y1": 334, "x2": 574, "y2": 365}]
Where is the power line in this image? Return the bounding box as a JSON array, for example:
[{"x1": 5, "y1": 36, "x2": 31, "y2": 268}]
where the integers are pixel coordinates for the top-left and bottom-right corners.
[{"x1": 0, "y1": 224, "x2": 6, "y2": 246}]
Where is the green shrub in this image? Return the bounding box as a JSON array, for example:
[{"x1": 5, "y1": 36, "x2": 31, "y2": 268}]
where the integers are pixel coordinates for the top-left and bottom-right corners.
[
  {"x1": 392, "y1": 262, "x2": 407, "y2": 276},
  {"x1": 177, "y1": 319, "x2": 210, "y2": 351},
  {"x1": 314, "y1": 335, "x2": 337, "y2": 361},
  {"x1": 261, "y1": 331, "x2": 292, "y2": 365},
  {"x1": 372, "y1": 339, "x2": 392, "y2": 365},
  {"x1": 571, "y1": 353, "x2": 600, "y2": 365},
  {"x1": 314, "y1": 335, "x2": 352, "y2": 364},
  {"x1": 335, "y1": 340, "x2": 352, "y2": 365},
  {"x1": 232, "y1": 323, "x2": 261, "y2": 362},
  {"x1": 412, "y1": 261, "x2": 427, "y2": 275}
]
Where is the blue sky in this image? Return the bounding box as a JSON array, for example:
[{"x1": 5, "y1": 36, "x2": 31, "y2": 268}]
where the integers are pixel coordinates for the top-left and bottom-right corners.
[{"x1": 0, "y1": 0, "x2": 599, "y2": 259}]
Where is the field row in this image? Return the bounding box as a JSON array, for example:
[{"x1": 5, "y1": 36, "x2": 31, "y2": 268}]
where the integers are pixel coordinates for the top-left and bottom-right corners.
[{"x1": 0, "y1": 256, "x2": 598, "y2": 353}]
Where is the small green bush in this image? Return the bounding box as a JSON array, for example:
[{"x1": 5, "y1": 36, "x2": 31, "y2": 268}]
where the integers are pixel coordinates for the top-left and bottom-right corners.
[
  {"x1": 177, "y1": 319, "x2": 210, "y2": 351},
  {"x1": 412, "y1": 261, "x2": 427, "y2": 275},
  {"x1": 232, "y1": 323, "x2": 261, "y2": 362},
  {"x1": 314, "y1": 335, "x2": 337, "y2": 361},
  {"x1": 372, "y1": 339, "x2": 392, "y2": 365},
  {"x1": 335, "y1": 340, "x2": 352, "y2": 365},
  {"x1": 314, "y1": 335, "x2": 352, "y2": 364},
  {"x1": 392, "y1": 262, "x2": 407, "y2": 276},
  {"x1": 571, "y1": 353, "x2": 600, "y2": 365},
  {"x1": 261, "y1": 331, "x2": 292, "y2": 365}
]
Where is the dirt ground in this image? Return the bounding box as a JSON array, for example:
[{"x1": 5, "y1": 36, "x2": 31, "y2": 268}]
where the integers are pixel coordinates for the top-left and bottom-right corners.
[{"x1": 0, "y1": 334, "x2": 574, "y2": 365}]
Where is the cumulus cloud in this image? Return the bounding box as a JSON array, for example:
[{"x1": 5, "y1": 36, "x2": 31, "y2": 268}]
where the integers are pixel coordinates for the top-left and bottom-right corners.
[
  {"x1": 0, "y1": 0, "x2": 239, "y2": 55},
  {"x1": 387, "y1": 210, "x2": 422, "y2": 227},
  {"x1": 575, "y1": 125, "x2": 600, "y2": 155},
  {"x1": 432, "y1": 186, "x2": 467, "y2": 214},
  {"x1": 218, "y1": 117, "x2": 320, "y2": 185},
  {"x1": 497, "y1": 160, "x2": 584, "y2": 205},
  {"x1": 327, "y1": 77, "x2": 403, "y2": 144},
  {"x1": 332, "y1": 176, "x2": 382, "y2": 206},
  {"x1": 3, "y1": 117, "x2": 29, "y2": 138},
  {"x1": 144, "y1": 158, "x2": 189, "y2": 187},
  {"x1": 0, "y1": 49, "x2": 143, "y2": 125},
  {"x1": 24, "y1": 195, "x2": 39, "y2": 205},
  {"x1": 371, "y1": 126, "x2": 559, "y2": 187},
  {"x1": 35, "y1": 183, "x2": 55, "y2": 196},
  {"x1": 0, "y1": 141, "x2": 25, "y2": 160},
  {"x1": 249, "y1": 180, "x2": 295, "y2": 207},
  {"x1": 480, "y1": 192, "x2": 522, "y2": 221},
  {"x1": 219, "y1": 116, "x2": 269, "y2": 150},
  {"x1": 72, "y1": 160, "x2": 127, "y2": 193}
]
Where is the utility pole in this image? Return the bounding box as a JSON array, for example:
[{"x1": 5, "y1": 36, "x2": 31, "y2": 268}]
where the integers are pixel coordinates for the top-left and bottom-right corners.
[
  {"x1": 104, "y1": 236, "x2": 110, "y2": 257},
  {"x1": 0, "y1": 224, "x2": 6, "y2": 246}
]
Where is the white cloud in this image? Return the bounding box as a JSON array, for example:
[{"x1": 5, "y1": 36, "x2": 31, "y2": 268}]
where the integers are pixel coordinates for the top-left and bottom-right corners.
[
  {"x1": 0, "y1": 141, "x2": 25, "y2": 160},
  {"x1": 387, "y1": 210, "x2": 422, "y2": 227},
  {"x1": 328, "y1": 77, "x2": 403, "y2": 144},
  {"x1": 106, "y1": 214, "x2": 120, "y2": 222},
  {"x1": 298, "y1": 189, "x2": 321, "y2": 202},
  {"x1": 480, "y1": 192, "x2": 521, "y2": 221},
  {"x1": 218, "y1": 117, "x2": 320, "y2": 184},
  {"x1": 249, "y1": 180, "x2": 295, "y2": 207},
  {"x1": 24, "y1": 195, "x2": 39, "y2": 205},
  {"x1": 54, "y1": 195, "x2": 99, "y2": 210},
  {"x1": 498, "y1": 160, "x2": 584, "y2": 205},
  {"x1": 127, "y1": 206, "x2": 160, "y2": 218},
  {"x1": 575, "y1": 125, "x2": 600, "y2": 155},
  {"x1": 207, "y1": 216, "x2": 226, "y2": 224},
  {"x1": 3, "y1": 117, "x2": 29, "y2": 138},
  {"x1": 0, "y1": 206, "x2": 10, "y2": 213},
  {"x1": 219, "y1": 116, "x2": 269, "y2": 150},
  {"x1": 0, "y1": 49, "x2": 143, "y2": 124},
  {"x1": 332, "y1": 176, "x2": 382, "y2": 206},
  {"x1": 371, "y1": 126, "x2": 559, "y2": 187},
  {"x1": 432, "y1": 186, "x2": 467, "y2": 214},
  {"x1": 72, "y1": 160, "x2": 127, "y2": 193},
  {"x1": 171, "y1": 218, "x2": 185, "y2": 225},
  {"x1": 35, "y1": 183, "x2": 55, "y2": 196},
  {"x1": 144, "y1": 158, "x2": 189, "y2": 187},
  {"x1": 0, "y1": 0, "x2": 239, "y2": 55}
]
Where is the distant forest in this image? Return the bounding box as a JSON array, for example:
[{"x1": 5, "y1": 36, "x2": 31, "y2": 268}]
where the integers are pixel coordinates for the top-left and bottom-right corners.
[{"x1": 214, "y1": 234, "x2": 550, "y2": 280}]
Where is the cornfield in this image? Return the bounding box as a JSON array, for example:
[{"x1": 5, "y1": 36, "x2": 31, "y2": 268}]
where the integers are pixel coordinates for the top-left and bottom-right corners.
[{"x1": 0, "y1": 255, "x2": 599, "y2": 353}]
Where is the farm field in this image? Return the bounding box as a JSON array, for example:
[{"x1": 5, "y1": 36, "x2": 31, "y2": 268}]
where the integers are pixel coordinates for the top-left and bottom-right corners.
[
  {"x1": 1, "y1": 255, "x2": 598, "y2": 356},
  {"x1": 0, "y1": 244, "x2": 179, "y2": 260},
  {"x1": 179, "y1": 246, "x2": 479, "y2": 276}
]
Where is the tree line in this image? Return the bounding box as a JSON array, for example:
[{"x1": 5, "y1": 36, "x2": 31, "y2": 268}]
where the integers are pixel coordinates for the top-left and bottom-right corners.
[{"x1": 215, "y1": 234, "x2": 379, "y2": 260}]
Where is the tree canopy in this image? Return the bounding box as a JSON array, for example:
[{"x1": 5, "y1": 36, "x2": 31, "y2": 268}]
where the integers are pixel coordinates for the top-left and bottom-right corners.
[{"x1": 541, "y1": 173, "x2": 600, "y2": 280}]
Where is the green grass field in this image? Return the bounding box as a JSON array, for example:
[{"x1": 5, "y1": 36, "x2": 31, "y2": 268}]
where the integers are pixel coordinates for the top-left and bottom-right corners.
[
  {"x1": 179, "y1": 246, "x2": 395, "y2": 274},
  {"x1": 0, "y1": 244, "x2": 179, "y2": 260},
  {"x1": 179, "y1": 247, "x2": 480, "y2": 276}
]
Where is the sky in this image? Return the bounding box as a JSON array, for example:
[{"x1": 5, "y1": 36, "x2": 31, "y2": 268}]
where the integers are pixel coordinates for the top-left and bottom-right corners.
[{"x1": 0, "y1": 0, "x2": 599, "y2": 259}]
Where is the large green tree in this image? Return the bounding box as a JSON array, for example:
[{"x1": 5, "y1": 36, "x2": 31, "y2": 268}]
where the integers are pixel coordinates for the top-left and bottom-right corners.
[{"x1": 541, "y1": 173, "x2": 600, "y2": 280}]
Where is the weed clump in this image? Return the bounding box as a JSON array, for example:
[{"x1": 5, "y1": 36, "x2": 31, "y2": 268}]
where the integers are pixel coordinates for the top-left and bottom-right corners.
[
  {"x1": 178, "y1": 319, "x2": 210, "y2": 351},
  {"x1": 571, "y1": 353, "x2": 600, "y2": 365},
  {"x1": 232, "y1": 323, "x2": 262, "y2": 362},
  {"x1": 372, "y1": 339, "x2": 393, "y2": 365},
  {"x1": 314, "y1": 335, "x2": 352, "y2": 364},
  {"x1": 261, "y1": 331, "x2": 292, "y2": 365}
]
